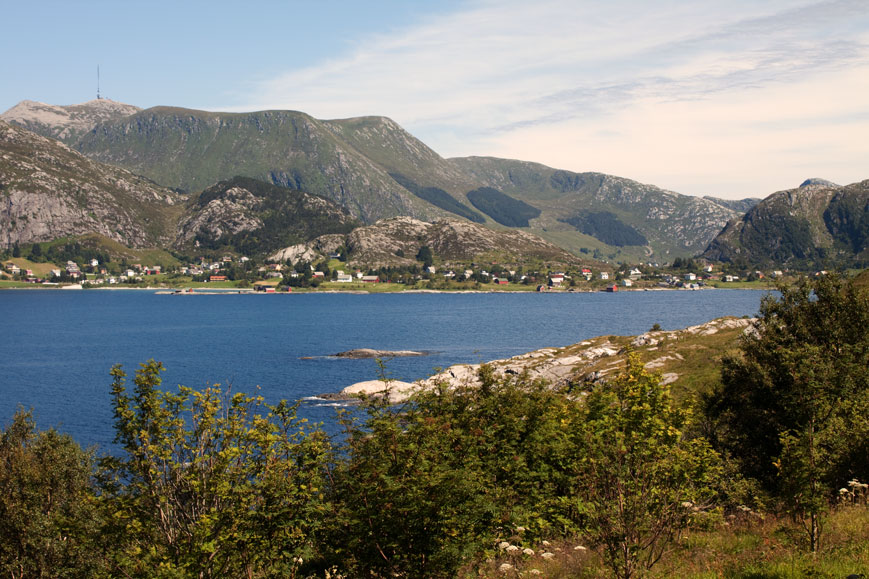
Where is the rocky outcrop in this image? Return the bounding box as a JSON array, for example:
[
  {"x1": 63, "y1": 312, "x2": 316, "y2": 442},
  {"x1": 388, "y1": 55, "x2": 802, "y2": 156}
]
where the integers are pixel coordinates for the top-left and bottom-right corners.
[
  {"x1": 334, "y1": 349, "x2": 426, "y2": 358},
  {"x1": 335, "y1": 316, "x2": 755, "y2": 403},
  {"x1": 177, "y1": 176, "x2": 359, "y2": 254},
  {"x1": 703, "y1": 179, "x2": 869, "y2": 266},
  {"x1": 175, "y1": 186, "x2": 264, "y2": 245},
  {"x1": 270, "y1": 216, "x2": 582, "y2": 268},
  {"x1": 0, "y1": 120, "x2": 181, "y2": 247},
  {"x1": 1, "y1": 99, "x2": 140, "y2": 143}
]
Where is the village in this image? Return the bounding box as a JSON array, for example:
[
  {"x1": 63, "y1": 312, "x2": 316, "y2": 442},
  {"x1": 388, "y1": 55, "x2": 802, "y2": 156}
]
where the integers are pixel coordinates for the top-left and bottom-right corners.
[{"x1": 1, "y1": 250, "x2": 793, "y2": 293}]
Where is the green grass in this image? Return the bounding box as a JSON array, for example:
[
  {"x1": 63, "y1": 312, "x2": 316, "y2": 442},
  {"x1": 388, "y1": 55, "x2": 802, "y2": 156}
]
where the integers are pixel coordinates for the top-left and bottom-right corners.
[{"x1": 467, "y1": 506, "x2": 869, "y2": 578}]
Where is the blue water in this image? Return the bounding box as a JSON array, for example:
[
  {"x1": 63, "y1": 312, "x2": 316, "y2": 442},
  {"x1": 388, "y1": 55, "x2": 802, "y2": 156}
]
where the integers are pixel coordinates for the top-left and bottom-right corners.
[{"x1": 0, "y1": 289, "x2": 767, "y2": 449}]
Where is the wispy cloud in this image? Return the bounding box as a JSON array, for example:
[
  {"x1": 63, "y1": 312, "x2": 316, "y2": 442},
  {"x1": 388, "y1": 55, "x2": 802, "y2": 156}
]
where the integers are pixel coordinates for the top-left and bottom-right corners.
[{"x1": 231, "y1": 0, "x2": 869, "y2": 198}]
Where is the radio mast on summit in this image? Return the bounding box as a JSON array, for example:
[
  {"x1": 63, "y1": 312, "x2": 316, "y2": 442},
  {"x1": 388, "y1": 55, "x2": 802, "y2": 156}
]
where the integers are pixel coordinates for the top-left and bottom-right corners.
[{"x1": 97, "y1": 65, "x2": 101, "y2": 100}]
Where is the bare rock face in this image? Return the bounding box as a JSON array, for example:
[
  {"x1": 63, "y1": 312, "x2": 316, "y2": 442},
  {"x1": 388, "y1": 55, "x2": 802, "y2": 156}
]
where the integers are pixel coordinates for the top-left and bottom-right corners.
[
  {"x1": 334, "y1": 348, "x2": 426, "y2": 359},
  {"x1": 1, "y1": 99, "x2": 141, "y2": 143},
  {"x1": 0, "y1": 120, "x2": 181, "y2": 247},
  {"x1": 342, "y1": 216, "x2": 578, "y2": 268},
  {"x1": 175, "y1": 187, "x2": 264, "y2": 245},
  {"x1": 270, "y1": 244, "x2": 321, "y2": 264}
]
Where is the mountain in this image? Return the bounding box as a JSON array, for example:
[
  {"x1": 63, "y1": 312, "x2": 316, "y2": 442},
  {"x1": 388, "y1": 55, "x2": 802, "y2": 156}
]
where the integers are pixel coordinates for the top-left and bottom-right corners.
[
  {"x1": 271, "y1": 216, "x2": 585, "y2": 269},
  {"x1": 448, "y1": 156, "x2": 753, "y2": 259},
  {"x1": 176, "y1": 176, "x2": 359, "y2": 255},
  {"x1": 0, "y1": 120, "x2": 182, "y2": 248},
  {"x1": 4, "y1": 98, "x2": 760, "y2": 261},
  {"x1": 0, "y1": 99, "x2": 141, "y2": 143},
  {"x1": 702, "y1": 179, "x2": 869, "y2": 267},
  {"x1": 73, "y1": 107, "x2": 459, "y2": 224}
]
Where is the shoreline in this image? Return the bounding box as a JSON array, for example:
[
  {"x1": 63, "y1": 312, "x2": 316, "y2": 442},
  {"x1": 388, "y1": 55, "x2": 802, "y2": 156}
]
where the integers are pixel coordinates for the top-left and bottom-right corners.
[{"x1": 0, "y1": 284, "x2": 772, "y2": 294}]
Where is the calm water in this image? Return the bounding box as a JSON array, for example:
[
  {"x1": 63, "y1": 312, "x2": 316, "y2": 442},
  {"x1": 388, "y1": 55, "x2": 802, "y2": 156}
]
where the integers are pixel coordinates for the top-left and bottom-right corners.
[{"x1": 0, "y1": 289, "x2": 767, "y2": 449}]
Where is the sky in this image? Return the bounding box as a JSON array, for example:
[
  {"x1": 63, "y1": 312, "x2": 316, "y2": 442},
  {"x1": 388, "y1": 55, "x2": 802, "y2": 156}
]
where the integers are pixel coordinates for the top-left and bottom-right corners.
[{"x1": 2, "y1": 0, "x2": 867, "y2": 199}]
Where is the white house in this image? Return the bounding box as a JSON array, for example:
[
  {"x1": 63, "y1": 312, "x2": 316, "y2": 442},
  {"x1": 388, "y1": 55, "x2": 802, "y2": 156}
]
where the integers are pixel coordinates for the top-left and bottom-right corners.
[
  {"x1": 628, "y1": 268, "x2": 642, "y2": 280},
  {"x1": 684, "y1": 273, "x2": 697, "y2": 281},
  {"x1": 599, "y1": 272, "x2": 610, "y2": 280},
  {"x1": 622, "y1": 279, "x2": 633, "y2": 287}
]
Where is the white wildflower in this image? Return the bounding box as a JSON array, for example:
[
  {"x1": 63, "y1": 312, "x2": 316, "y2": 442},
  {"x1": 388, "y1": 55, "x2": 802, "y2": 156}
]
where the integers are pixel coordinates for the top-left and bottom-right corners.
[
  {"x1": 541, "y1": 540, "x2": 551, "y2": 546},
  {"x1": 506, "y1": 545, "x2": 519, "y2": 552},
  {"x1": 515, "y1": 526, "x2": 526, "y2": 533},
  {"x1": 529, "y1": 570, "x2": 542, "y2": 575},
  {"x1": 681, "y1": 501, "x2": 693, "y2": 508},
  {"x1": 523, "y1": 548, "x2": 535, "y2": 556},
  {"x1": 498, "y1": 541, "x2": 511, "y2": 550},
  {"x1": 499, "y1": 563, "x2": 514, "y2": 572},
  {"x1": 541, "y1": 552, "x2": 555, "y2": 560},
  {"x1": 574, "y1": 545, "x2": 587, "y2": 551}
]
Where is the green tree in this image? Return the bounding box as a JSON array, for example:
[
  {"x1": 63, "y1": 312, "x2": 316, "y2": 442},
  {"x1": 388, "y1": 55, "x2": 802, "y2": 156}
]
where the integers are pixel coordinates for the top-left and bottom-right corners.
[
  {"x1": 0, "y1": 410, "x2": 102, "y2": 578},
  {"x1": 29, "y1": 242, "x2": 42, "y2": 260},
  {"x1": 705, "y1": 275, "x2": 869, "y2": 552},
  {"x1": 576, "y1": 353, "x2": 720, "y2": 579},
  {"x1": 416, "y1": 245, "x2": 433, "y2": 268},
  {"x1": 328, "y1": 366, "x2": 585, "y2": 577},
  {"x1": 100, "y1": 361, "x2": 331, "y2": 578},
  {"x1": 12, "y1": 242, "x2": 20, "y2": 258}
]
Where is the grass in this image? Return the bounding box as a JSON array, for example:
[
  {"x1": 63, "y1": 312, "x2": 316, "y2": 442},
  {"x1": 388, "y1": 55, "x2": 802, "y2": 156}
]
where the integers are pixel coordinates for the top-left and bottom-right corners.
[{"x1": 467, "y1": 506, "x2": 869, "y2": 578}]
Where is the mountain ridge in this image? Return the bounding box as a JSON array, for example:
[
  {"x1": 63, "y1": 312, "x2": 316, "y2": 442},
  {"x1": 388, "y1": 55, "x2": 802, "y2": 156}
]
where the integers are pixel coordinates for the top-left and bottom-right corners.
[{"x1": 1, "y1": 98, "x2": 775, "y2": 262}]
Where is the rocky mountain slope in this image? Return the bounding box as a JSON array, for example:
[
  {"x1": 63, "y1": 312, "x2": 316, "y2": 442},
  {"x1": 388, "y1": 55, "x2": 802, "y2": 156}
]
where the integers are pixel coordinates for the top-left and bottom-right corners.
[
  {"x1": 448, "y1": 156, "x2": 754, "y2": 258},
  {"x1": 0, "y1": 99, "x2": 141, "y2": 143},
  {"x1": 271, "y1": 216, "x2": 584, "y2": 268},
  {"x1": 3, "y1": 99, "x2": 762, "y2": 260},
  {"x1": 702, "y1": 179, "x2": 869, "y2": 267},
  {"x1": 177, "y1": 176, "x2": 359, "y2": 255},
  {"x1": 0, "y1": 120, "x2": 182, "y2": 248}
]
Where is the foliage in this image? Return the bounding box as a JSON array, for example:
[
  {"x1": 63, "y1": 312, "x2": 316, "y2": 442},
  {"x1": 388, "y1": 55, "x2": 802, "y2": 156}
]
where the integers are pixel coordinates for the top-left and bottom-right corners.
[
  {"x1": 327, "y1": 367, "x2": 587, "y2": 577},
  {"x1": 0, "y1": 409, "x2": 102, "y2": 578},
  {"x1": 416, "y1": 244, "x2": 434, "y2": 267},
  {"x1": 389, "y1": 172, "x2": 485, "y2": 223},
  {"x1": 466, "y1": 187, "x2": 542, "y2": 227},
  {"x1": 705, "y1": 275, "x2": 869, "y2": 551},
  {"x1": 99, "y1": 361, "x2": 331, "y2": 578},
  {"x1": 561, "y1": 211, "x2": 648, "y2": 247},
  {"x1": 575, "y1": 353, "x2": 721, "y2": 579}
]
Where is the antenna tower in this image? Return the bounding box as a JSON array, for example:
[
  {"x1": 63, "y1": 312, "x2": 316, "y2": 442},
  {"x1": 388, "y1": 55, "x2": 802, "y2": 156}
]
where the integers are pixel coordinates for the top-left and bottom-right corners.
[{"x1": 97, "y1": 65, "x2": 101, "y2": 100}]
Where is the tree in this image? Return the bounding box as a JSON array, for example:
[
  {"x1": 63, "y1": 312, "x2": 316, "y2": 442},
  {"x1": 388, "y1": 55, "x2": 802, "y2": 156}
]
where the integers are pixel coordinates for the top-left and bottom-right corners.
[
  {"x1": 328, "y1": 366, "x2": 586, "y2": 577},
  {"x1": 576, "y1": 353, "x2": 720, "y2": 579},
  {"x1": 12, "y1": 243, "x2": 20, "y2": 258},
  {"x1": 29, "y1": 242, "x2": 42, "y2": 260},
  {"x1": 100, "y1": 361, "x2": 331, "y2": 578},
  {"x1": 705, "y1": 274, "x2": 869, "y2": 552},
  {"x1": 0, "y1": 410, "x2": 102, "y2": 578},
  {"x1": 416, "y1": 245, "x2": 433, "y2": 268}
]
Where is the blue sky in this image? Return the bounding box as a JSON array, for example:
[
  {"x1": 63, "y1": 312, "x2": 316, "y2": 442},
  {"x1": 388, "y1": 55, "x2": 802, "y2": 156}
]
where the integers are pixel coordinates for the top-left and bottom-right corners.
[{"x1": 2, "y1": 0, "x2": 867, "y2": 199}]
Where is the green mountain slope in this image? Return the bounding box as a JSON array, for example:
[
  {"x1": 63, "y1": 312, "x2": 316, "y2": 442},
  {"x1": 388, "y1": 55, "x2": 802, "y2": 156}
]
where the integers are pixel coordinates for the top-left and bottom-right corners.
[
  {"x1": 702, "y1": 179, "x2": 869, "y2": 267},
  {"x1": 5, "y1": 98, "x2": 767, "y2": 262},
  {"x1": 0, "y1": 120, "x2": 183, "y2": 249},
  {"x1": 74, "y1": 107, "x2": 443, "y2": 224},
  {"x1": 448, "y1": 156, "x2": 751, "y2": 260}
]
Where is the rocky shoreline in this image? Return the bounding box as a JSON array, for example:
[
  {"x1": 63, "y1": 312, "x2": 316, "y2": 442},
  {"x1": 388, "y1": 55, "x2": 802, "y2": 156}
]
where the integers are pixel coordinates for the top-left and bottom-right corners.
[{"x1": 325, "y1": 317, "x2": 755, "y2": 404}]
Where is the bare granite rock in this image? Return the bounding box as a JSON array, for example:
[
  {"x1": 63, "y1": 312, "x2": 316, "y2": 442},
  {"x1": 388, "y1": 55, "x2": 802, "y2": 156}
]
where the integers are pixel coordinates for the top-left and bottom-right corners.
[{"x1": 334, "y1": 348, "x2": 427, "y2": 359}]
